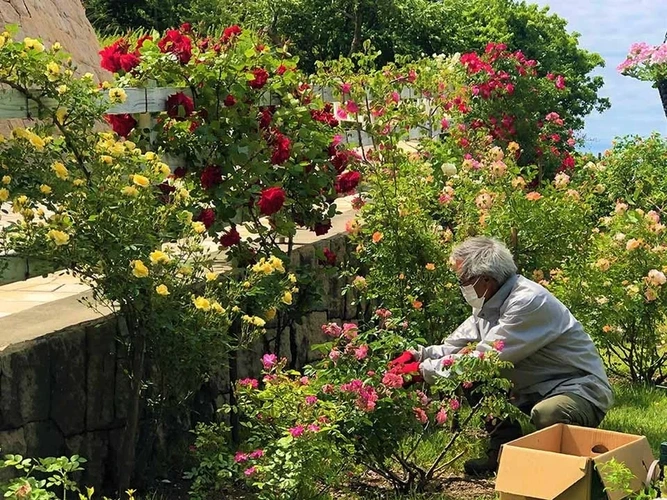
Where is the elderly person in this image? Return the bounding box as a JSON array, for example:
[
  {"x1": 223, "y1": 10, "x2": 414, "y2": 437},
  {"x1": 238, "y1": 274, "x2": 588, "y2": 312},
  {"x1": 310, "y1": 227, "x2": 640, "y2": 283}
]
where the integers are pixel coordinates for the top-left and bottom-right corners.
[{"x1": 391, "y1": 236, "x2": 613, "y2": 476}]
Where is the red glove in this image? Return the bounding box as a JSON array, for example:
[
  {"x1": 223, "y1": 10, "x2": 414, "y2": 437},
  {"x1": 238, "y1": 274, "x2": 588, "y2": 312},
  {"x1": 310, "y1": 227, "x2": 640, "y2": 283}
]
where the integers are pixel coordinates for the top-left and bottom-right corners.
[
  {"x1": 399, "y1": 362, "x2": 424, "y2": 386},
  {"x1": 389, "y1": 351, "x2": 415, "y2": 367}
]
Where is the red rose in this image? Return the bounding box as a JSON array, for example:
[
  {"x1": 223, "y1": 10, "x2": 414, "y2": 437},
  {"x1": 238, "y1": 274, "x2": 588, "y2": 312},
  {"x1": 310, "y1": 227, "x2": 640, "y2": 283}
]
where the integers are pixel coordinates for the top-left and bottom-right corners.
[
  {"x1": 105, "y1": 114, "x2": 137, "y2": 138},
  {"x1": 331, "y1": 149, "x2": 360, "y2": 174},
  {"x1": 100, "y1": 40, "x2": 137, "y2": 73},
  {"x1": 271, "y1": 132, "x2": 291, "y2": 165},
  {"x1": 257, "y1": 187, "x2": 286, "y2": 215},
  {"x1": 196, "y1": 208, "x2": 216, "y2": 229},
  {"x1": 335, "y1": 171, "x2": 361, "y2": 194},
  {"x1": 220, "y1": 226, "x2": 241, "y2": 248},
  {"x1": 222, "y1": 25, "x2": 242, "y2": 43},
  {"x1": 248, "y1": 68, "x2": 269, "y2": 90},
  {"x1": 200, "y1": 165, "x2": 223, "y2": 190},
  {"x1": 119, "y1": 53, "x2": 140, "y2": 72},
  {"x1": 313, "y1": 220, "x2": 332, "y2": 236},
  {"x1": 322, "y1": 248, "x2": 337, "y2": 266},
  {"x1": 180, "y1": 23, "x2": 192, "y2": 33},
  {"x1": 158, "y1": 29, "x2": 192, "y2": 64},
  {"x1": 276, "y1": 64, "x2": 287, "y2": 76},
  {"x1": 259, "y1": 107, "x2": 273, "y2": 129},
  {"x1": 172, "y1": 167, "x2": 187, "y2": 179},
  {"x1": 224, "y1": 94, "x2": 236, "y2": 107},
  {"x1": 166, "y1": 92, "x2": 195, "y2": 121}
]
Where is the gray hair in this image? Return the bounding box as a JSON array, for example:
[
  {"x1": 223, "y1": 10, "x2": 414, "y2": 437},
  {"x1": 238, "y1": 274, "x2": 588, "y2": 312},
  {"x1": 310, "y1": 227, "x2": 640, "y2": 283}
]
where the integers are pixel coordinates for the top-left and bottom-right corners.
[{"x1": 451, "y1": 236, "x2": 517, "y2": 284}]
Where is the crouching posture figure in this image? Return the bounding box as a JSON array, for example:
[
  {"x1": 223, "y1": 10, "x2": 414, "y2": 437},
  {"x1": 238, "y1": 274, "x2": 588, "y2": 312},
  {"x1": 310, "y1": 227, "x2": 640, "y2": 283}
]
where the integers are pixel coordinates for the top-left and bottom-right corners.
[{"x1": 392, "y1": 237, "x2": 613, "y2": 476}]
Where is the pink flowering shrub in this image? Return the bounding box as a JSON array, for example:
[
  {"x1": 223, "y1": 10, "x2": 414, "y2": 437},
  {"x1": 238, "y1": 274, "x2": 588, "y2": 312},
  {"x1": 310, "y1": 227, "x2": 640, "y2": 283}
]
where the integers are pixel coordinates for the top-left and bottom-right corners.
[{"x1": 618, "y1": 41, "x2": 667, "y2": 84}]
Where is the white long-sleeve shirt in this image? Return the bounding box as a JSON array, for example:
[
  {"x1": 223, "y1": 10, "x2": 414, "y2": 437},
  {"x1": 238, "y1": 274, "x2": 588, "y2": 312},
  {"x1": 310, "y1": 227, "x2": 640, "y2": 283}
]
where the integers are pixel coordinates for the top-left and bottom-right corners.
[{"x1": 413, "y1": 274, "x2": 613, "y2": 413}]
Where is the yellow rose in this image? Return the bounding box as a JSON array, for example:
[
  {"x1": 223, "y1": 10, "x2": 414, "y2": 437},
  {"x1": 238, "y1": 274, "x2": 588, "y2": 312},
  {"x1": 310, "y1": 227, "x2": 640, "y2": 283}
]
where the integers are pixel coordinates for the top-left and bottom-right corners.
[
  {"x1": 121, "y1": 186, "x2": 139, "y2": 197},
  {"x1": 192, "y1": 221, "x2": 207, "y2": 234},
  {"x1": 593, "y1": 184, "x2": 606, "y2": 195},
  {"x1": 51, "y1": 162, "x2": 69, "y2": 180},
  {"x1": 232, "y1": 306, "x2": 241, "y2": 313},
  {"x1": 242, "y1": 281, "x2": 251, "y2": 289},
  {"x1": 157, "y1": 163, "x2": 171, "y2": 177},
  {"x1": 46, "y1": 61, "x2": 60, "y2": 81},
  {"x1": 206, "y1": 271, "x2": 219, "y2": 282},
  {"x1": 425, "y1": 263, "x2": 436, "y2": 271},
  {"x1": 132, "y1": 174, "x2": 150, "y2": 188},
  {"x1": 252, "y1": 316, "x2": 266, "y2": 327},
  {"x1": 47, "y1": 229, "x2": 69, "y2": 246},
  {"x1": 40, "y1": 184, "x2": 52, "y2": 194},
  {"x1": 0, "y1": 35, "x2": 5, "y2": 49},
  {"x1": 131, "y1": 260, "x2": 149, "y2": 278},
  {"x1": 16, "y1": 195, "x2": 28, "y2": 205},
  {"x1": 193, "y1": 296, "x2": 211, "y2": 311},
  {"x1": 73, "y1": 179, "x2": 85, "y2": 187},
  {"x1": 265, "y1": 308, "x2": 277, "y2": 321},
  {"x1": 28, "y1": 134, "x2": 45, "y2": 151},
  {"x1": 144, "y1": 152, "x2": 157, "y2": 161},
  {"x1": 109, "y1": 88, "x2": 127, "y2": 104},
  {"x1": 52, "y1": 42, "x2": 62, "y2": 51},
  {"x1": 101, "y1": 155, "x2": 113, "y2": 165},
  {"x1": 101, "y1": 81, "x2": 111, "y2": 89},
  {"x1": 269, "y1": 256, "x2": 285, "y2": 273},
  {"x1": 0, "y1": 188, "x2": 9, "y2": 202},
  {"x1": 155, "y1": 284, "x2": 170, "y2": 296},
  {"x1": 2, "y1": 175, "x2": 10, "y2": 185},
  {"x1": 288, "y1": 273, "x2": 297, "y2": 283},
  {"x1": 507, "y1": 141, "x2": 520, "y2": 153},
  {"x1": 626, "y1": 239, "x2": 642, "y2": 251},
  {"x1": 149, "y1": 250, "x2": 170, "y2": 265},
  {"x1": 282, "y1": 291, "x2": 293, "y2": 305},
  {"x1": 56, "y1": 84, "x2": 68, "y2": 95},
  {"x1": 511, "y1": 176, "x2": 526, "y2": 189},
  {"x1": 595, "y1": 259, "x2": 611, "y2": 272},
  {"x1": 24, "y1": 37, "x2": 44, "y2": 52},
  {"x1": 55, "y1": 108, "x2": 68, "y2": 124},
  {"x1": 211, "y1": 302, "x2": 225, "y2": 314}
]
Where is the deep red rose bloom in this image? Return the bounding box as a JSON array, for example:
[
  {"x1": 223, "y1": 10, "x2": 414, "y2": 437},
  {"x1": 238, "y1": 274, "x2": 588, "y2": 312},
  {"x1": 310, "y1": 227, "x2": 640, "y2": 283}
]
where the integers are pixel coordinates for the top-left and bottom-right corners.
[
  {"x1": 157, "y1": 182, "x2": 176, "y2": 195},
  {"x1": 105, "y1": 114, "x2": 137, "y2": 138},
  {"x1": 158, "y1": 29, "x2": 192, "y2": 64},
  {"x1": 200, "y1": 165, "x2": 223, "y2": 190},
  {"x1": 196, "y1": 208, "x2": 216, "y2": 229},
  {"x1": 322, "y1": 248, "x2": 337, "y2": 266},
  {"x1": 248, "y1": 68, "x2": 269, "y2": 89},
  {"x1": 259, "y1": 107, "x2": 274, "y2": 129},
  {"x1": 180, "y1": 23, "x2": 192, "y2": 33},
  {"x1": 314, "y1": 220, "x2": 332, "y2": 236},
  {"x1": 331, "y1": 149, "x2": 360, "y2": 174},
  {"x1": 335, "y1": 171, "x2": 361, "y2": 194},
  {"x1": 271, "y1": 132, "x2": 291, "y2": 165},
  {"x1": 257, "y1": 187, "x2": 286, "y2": 215},
  {"x1": 100, "y1": 40, "x2": 134, "y2": 73},
  {"x1": 220, "y1": 226, "x2": 241, "y2": 248},
  {"x1": 166, "y1": 92, "x2": 195, "y2": 121},
  {"x1": 276, "y1": 64, "x2": 287, "y2": 76},
  {"x1": 172, "y1": 167, "x2": 188, "y2": 179},
  {"x1": 119, "y1": 53, "x2": 140, "y2": 72},
  {"x1": 224, "y1": 94, "x2": 236, "y2": 107},
  {"x1": 222, "y1": 25, "x2": 242, "y2": 43}
]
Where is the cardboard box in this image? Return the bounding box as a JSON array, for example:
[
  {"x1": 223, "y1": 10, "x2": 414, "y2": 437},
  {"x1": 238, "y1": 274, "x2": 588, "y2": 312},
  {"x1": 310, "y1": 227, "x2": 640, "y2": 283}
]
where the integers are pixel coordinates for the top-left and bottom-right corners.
[{"x1": 495, "y1": 424, "x2": 656, "y2": 500}]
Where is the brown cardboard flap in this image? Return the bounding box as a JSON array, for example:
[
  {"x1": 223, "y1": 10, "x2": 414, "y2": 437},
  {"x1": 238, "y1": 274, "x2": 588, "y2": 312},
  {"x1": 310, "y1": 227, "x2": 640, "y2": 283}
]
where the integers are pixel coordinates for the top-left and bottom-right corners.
[
  {"x1": 496, "y1": 446, "x2": 590, "y2": 499},
  {"x1": 503, "y1": 423, "x2": 563, "y2": 453},
  {"x1": 594, "y1": 437, "x2": 656, "y2": 500},
  {"x1": 562, "y1": 426, "x2": 642, "y2": 457}
]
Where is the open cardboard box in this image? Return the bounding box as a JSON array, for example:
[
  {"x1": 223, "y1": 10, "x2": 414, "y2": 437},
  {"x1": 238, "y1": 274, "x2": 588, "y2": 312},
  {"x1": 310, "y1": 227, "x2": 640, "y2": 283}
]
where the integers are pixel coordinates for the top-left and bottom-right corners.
[{"x1": 495, "y1": 424, "x2": 656, "y2": 500}]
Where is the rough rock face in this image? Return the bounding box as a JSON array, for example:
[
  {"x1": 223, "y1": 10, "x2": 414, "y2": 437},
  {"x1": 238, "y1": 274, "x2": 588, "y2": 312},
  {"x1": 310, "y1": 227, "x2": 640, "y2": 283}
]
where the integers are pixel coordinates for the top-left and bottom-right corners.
[{"x1": 0, "y1": 0, "x2": 110, "y2": 134}]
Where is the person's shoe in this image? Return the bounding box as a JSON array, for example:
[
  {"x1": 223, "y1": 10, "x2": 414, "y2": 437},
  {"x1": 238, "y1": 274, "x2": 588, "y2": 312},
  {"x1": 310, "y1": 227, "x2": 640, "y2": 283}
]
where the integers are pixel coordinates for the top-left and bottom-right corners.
[{"x1": 463, "y1": 449, "x2": 499, "y2": 477}]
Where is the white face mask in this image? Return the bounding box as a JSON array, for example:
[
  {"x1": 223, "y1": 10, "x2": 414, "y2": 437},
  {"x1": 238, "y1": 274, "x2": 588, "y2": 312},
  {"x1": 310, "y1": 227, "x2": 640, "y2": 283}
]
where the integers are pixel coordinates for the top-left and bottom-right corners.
[{"x1": 460, "y1": 279, "x2": 485, "y2": 313}]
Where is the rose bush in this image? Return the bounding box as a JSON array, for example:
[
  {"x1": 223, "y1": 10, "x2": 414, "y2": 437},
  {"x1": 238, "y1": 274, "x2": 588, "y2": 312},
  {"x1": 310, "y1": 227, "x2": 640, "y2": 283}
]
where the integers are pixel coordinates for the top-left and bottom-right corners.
[
  {"x1": 187, "y1": 317, "x2": 515, "y2": 496},
  {"x1": 99, "y1": 24, "x2": 361, "y2": 267},
  {"x1": 0, "y1": 25, "x2": 296, "y2": 491}
]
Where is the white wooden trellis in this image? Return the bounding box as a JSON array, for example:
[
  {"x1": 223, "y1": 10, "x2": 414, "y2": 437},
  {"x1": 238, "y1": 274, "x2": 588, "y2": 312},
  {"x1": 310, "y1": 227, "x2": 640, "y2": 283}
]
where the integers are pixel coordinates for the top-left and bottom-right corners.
[{"x1": 0, "y1": 85, "x2": 442, "y2": 150}]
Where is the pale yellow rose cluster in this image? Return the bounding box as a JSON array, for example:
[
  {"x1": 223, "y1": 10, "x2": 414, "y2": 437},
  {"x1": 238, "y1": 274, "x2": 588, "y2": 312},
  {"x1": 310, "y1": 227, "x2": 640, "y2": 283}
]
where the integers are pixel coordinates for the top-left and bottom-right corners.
[
  {"x1": 192, "y1": 295, "x2": 225, "y2": 313},
  {"x1": 242, "y1": 314, "x2": 266, "y2": 327},
  {"x1": 251, "y1": 256, "x2": 286, "y2": 275},
  {"x1": 12, "y1": 128, "x2": 46, "y2": 151}
]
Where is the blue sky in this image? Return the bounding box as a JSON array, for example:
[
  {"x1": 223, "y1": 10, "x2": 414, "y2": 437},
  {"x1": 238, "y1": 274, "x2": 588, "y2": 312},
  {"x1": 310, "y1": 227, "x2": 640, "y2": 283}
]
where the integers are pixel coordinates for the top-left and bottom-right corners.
[{"x1": 531, "y1": 0, "x2": 667, "y2": 153}]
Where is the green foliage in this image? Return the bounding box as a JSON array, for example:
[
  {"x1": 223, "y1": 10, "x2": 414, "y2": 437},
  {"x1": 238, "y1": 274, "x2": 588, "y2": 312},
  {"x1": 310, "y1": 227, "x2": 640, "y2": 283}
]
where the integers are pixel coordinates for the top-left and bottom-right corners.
[
  {"x1": 83, "y1": 0, "x2": 606, "y2": 133},
  {"x1": 0, "y1": 455, "x2": 87, "y2": 500}
]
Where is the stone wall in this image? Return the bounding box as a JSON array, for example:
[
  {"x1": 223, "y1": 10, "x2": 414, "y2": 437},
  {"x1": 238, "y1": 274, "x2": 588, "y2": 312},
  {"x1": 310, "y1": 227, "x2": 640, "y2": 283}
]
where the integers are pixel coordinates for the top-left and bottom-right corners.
[{"x1": 0, "y1": 231, "x2": 362, "y2": 490}]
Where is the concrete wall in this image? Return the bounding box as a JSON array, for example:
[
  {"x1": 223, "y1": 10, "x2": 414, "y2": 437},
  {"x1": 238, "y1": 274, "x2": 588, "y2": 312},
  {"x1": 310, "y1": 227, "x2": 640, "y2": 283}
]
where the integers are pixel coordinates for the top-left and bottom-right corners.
[{"x1": 0, "y1": 231, "x2": 361, "y2": 490}]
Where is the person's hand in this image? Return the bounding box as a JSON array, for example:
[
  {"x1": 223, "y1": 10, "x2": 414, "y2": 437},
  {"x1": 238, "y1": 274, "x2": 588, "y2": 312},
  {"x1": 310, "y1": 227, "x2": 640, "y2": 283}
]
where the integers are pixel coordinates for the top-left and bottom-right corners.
[{"x1": 388, "y1": 350, "x2": 415, "y2": 367}]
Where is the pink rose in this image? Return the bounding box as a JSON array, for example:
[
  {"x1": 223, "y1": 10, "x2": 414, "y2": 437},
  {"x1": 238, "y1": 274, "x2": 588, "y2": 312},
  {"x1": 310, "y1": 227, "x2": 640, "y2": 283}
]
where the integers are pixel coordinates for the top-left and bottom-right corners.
[
  {"x1": 354, "y1": 344, "x2": 369, "y2": 361},
  {"x1": 289, "y1": 425, "x2": 305, "y2": 438},
  {"x1": 234, "y1": 452, "x2": 249, "y2": 463},
  {"x1": 449, "y1": 399, "x2": 461, "y2": 411},
  {"x1": 244, "y1": 466, "x2": 256, "y2": 476},
  {"x1": 436, "y1": 408, "x2": 448, "y2": 426},
  {"x1": 329, "y1": 349, "x2": 341, "y2": 363},
  {"x1": 381, "y1": 372, "x2": 404, "y2": 389},
  {"x1": 413, "y1": 407, "x2": 428, "y2": 424},
  {"x1": 249, "y1": 449, "x2": 264, "y2": 459},
  {"x1": 307, "y1": 424, "x2": 320, "y2": 432},
  {"x1": 261, "y1": 353, "x2": 278, "y2": 370},
  {"x1": 305, "y1": 396, "x2": 318, "y2": 405}
]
